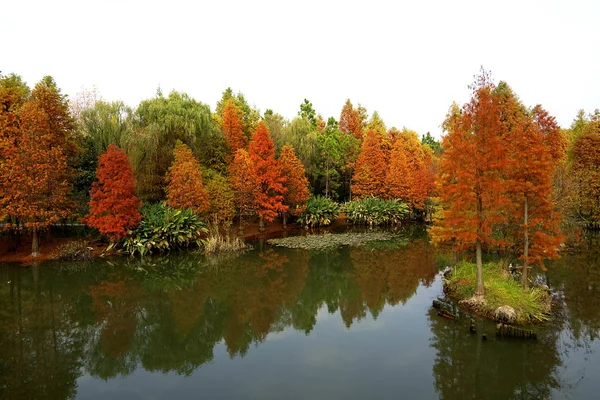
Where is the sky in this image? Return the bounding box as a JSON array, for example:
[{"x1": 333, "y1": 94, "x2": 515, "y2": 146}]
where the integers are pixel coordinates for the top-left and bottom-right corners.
[{"x1": 2, "y1": 0, "x2": 599, "y2": 138}]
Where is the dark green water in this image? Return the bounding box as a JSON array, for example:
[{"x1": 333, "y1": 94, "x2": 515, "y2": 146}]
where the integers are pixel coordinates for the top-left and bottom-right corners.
[{"x1": 1, "y1": 228, "x2": 600, "y2": 399}]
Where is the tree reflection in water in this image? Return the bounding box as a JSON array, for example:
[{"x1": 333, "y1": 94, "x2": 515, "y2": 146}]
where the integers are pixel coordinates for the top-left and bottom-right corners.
[{"x1": 1, "y1": 230, "x2": 599, "y2": 399}]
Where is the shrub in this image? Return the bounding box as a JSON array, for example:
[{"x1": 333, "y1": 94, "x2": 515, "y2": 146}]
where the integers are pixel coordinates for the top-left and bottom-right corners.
[
  {"x1": 54, "y1": 240, "x2": 93, "y2": 261},
  {"x1": 123, "y1": 203, "x2": 207, "y2": 256},
  {"x1": 343, "y1": 196, "x2": 409, "y2": 226},
  {"x1": 300, "y1": 196, "x2": 340, "y2": 227}
]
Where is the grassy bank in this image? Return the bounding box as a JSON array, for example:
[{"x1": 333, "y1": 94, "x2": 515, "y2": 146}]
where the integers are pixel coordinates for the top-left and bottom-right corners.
[{"x1": 444, "y1": 261, "x2": 551, "y2": 324}]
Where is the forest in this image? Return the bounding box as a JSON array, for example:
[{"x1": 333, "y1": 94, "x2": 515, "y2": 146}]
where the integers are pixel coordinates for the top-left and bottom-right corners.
[{"x1": 1, "y1": 69, "x2": 599, "y2": 278}]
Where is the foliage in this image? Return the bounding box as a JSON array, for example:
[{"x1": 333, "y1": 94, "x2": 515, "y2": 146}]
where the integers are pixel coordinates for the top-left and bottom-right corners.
[
  {"x1": 299, "y1": 195, "x2": 339, "y2": 227},
  {"x1": 123, "y1": 203, "x2": 207, "y2": 256},
  {"x1": 339, "y1": 99, "x2": 365, "y2": 140},
  {"x1": 84, "y1": 145, "x2": 142, "y2": 242},
  {"x1": 432, "y1": 70, "x2": 510, "y2": 296},
  {"x1": 570, "y1": 114, "x2": 600, "y2": 222},
  {"x1": 248, "y1": 121, "x2": 287, "y2": 223},
  {"x1": 1, "y1": 77, "x2": 76, "y2": 255},
  {"x1": 421, "y1": 132, "x2": 442, "y2": 154},
  {"x1": 228, "y1": 149, "x2": 259, "y2": 220},
  {"x1": 445, "y1": 261, "x2": 550, "y2": 323},
  {"x1": 279, "y1": 145, "x2": 310, "y2": 216},
  {"x1": 220, "y1": 99, "x2": 246, "y2": 154},
  {"x1": 205, "y1": 173, "x2": 236, "y2": 225},
  {"x1": 165, "y1": 142, "x2": 209, "y2": 215},
  {"x1": 351, "y1": 130, "x2": 388, "y2": 198},
  {"x1": 343, "y1": 196, "x2": 409, "y2": 226},
  {"x1": 215, "y1": 87, "x2": 260, "y2": 143},
  {"x1": 298, "y1": 99, "x2": 317, "y2": 128},
  {"x1": 203, "y1": 227, "x2": 249, "y2": 254},
  {"x1": 54, "y1": 240, "x2": 93, "y2": 261},
  {"x1": 133, "y1": 90, "x2": 227, "y2": 201}
]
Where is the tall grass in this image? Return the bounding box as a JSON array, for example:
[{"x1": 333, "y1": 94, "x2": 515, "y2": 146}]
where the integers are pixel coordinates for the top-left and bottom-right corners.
[{"x1": 445, "y1": 261, "x2": 550, "y2": 323}]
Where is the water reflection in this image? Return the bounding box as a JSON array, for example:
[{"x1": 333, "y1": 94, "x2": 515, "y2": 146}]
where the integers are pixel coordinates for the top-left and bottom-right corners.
[{"x1": 1, "y1": 230, "x2": 599, "y2": 399}]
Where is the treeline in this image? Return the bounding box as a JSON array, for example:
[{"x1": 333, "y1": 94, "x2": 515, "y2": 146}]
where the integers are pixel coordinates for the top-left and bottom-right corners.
[
  {"x1": 0, "y1": 73, "x2": 437, "y2": 256},
  {"x1": 1, "y1": 71, "x2": 599, "y2": 258}
]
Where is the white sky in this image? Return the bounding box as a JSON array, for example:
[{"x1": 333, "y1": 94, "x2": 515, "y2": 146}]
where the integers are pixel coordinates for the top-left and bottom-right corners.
[{"x1": 2, "y1": 0, "x2": 598, "y2": 138}]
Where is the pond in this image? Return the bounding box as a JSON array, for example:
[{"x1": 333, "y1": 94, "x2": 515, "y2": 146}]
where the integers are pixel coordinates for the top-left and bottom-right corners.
[{"x1": 1, "y1": 227, "x2": 600, "y2": 399}]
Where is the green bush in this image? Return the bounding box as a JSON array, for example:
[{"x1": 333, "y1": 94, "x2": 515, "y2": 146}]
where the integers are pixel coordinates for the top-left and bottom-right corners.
[
  {"x1": 123, "y1": 203, "x2": 207, "y2": 256},
  {"x1": 343, "y1": 196, "x2": 409, "y2": 226},
  {"x1": 300, "y1": 196, "x2": 340, "y2": 227}
]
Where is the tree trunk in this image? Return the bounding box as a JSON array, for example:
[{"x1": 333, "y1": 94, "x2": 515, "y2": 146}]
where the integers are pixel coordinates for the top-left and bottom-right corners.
[
  {"x1": 475, "y1": 238, "x2": 485, "y2": 297},
  {"x1": 522, "y1": 196, "x2": 530, "y2": 291},
  {"x1": 238, "y1": 210, "x2": 244, "y2": 235},
  {"x1": 259, "y1": 216, "x2": 265, "y2": 232},
  {"x1": 282, "y1": 213, "x2": 287, "y2": 230},
  {"x1": 31, "y1": 226, "x2": 40, "y2": 257}
]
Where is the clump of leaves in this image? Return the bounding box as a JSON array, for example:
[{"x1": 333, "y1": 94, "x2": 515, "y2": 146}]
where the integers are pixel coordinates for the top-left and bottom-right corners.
[
  {"x1": 123, "y1": 203, "x2": 207, "y2": 256},
  {"x1": 54, "y1": 240, "x2": 93, "y2": 261},
  {"x1": 343, "y1": 196, "x2": 409, "y2": 226},
  {"x1": 299, "y1": 196, "x2": 340, "y2": 227}
]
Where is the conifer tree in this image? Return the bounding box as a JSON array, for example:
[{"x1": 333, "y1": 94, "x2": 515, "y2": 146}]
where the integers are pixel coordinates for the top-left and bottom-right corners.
[
  {"x1": 84, "y1": 145, "x2": 142, "y2": 242},
  {"x1": 279, "y1": 145, "x2": 310, "y2": 228},
  {"x1": 165, "y1": 142, "x2": 209, "y2": 215},
  {"x1": 229, "y1": 149, "x2": 259, "y2": 234},
  {"x1": 351, "y1": 130, "x2": 388, "y2": 199},
  {"x1": 248, "y1": 121, "x2": 287, "y2": 231}
]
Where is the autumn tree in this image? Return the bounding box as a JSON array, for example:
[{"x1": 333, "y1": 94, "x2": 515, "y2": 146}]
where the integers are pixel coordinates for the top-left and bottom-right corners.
[
  {"x1": 0, "y1": 74, "x2": 30, "y2": 250},
  {"x1": 205, "y1": 173, "x2": 236, "y2": 226},
  {"x1": 351, "y1": 130, "x2": 388, "y2": 199},
  {"x1": 165, "y1": 142, "x2": 209, "y2": 214},
  {"x1": 339, "y1": 99, "x2": 364, "y2": 140},
  {"x1": 386, "y1": 140, "x2": 412, "y2": 202},
  {"x1": 84, "y1": 145, "x2": 142, "y2": 242},
  {"x1": 228, "y1": 149, "x2": 259, "y2": 234},
  {"x1": 278, "y1": 145, "x2": 310, "y2": 228},
  {"x1": 1, "y1": 77, "x2": 76, "y2": 256},
  {"x1": 215, "y1": 87, "x2": 260, "y2": 142},
  {"x1": 248, "y1": 121, "x2": 287, "y2": 231},
  {"x1": 432, "y1": 71, "x2": 510, "y2": 297},
  {"x1": 570, "y1": 116, "x2": 600, "y2": 222},
  {"x1": 221, "y1": 99, "x2": 246, "y2": 155},
  {"x1": 507, "y1": 117, "x2": 563, "y2": 290}
]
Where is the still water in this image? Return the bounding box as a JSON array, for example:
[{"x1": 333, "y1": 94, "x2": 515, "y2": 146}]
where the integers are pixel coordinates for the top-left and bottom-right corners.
[{"x1": 1, "y1": 228, "x2": 600, "y2": 399}]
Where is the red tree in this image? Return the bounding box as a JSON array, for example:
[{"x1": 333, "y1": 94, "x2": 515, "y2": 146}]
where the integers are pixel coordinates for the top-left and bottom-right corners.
[
  {"x1": 221, "y1": 99, "x2": 247, "y2": 155},
  {"x1": 507, "y1": 118, "x2": 563, "y2": 290},
  {"x1": 84, "y1": 145, "x2": 142, "y2": 242},
  {"x1": 432, "y1": 72, "x2": 510, "y2": 297},
  {"x1": 278, "y1": 145, "x2": 310, "y2": 228},
  {"x1": 165, "y1": 142, "x2": 209, "y2": 214},
  {"x1": 228, "y1": 149, "x2": 259, "y2": 234},
  {"x1": 248, "y1": 121, "x2": 287, "y2": 231},
  {"x1": 351, "y1": 130, "x2": 388, "y2": 199}
]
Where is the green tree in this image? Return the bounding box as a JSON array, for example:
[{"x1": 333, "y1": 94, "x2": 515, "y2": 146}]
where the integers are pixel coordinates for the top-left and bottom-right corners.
[{"x1": 133, "y1": 91, "x2": 227, "y2": 201}]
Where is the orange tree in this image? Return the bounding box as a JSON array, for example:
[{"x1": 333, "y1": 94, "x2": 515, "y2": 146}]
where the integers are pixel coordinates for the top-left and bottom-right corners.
[
  {"x1": 351, "y1": 129, "x2": 388, "y2": 199},
  {"x1": 221, "y1": 99, "x2": 246, "y2": 156},
  {"x1": 229, "y1": 149, "x2": 259, "y2": 234},
  {"x1": 278, "y1": 145, "x2": 310, "y2": 228},
  {"x1": 507, "y1": 116, "x2": 563, "y2": 290},
  {"x1": 84, "y1": 145, "x2": 142, "y2": 242},
  {"x1": 165, "y1": 141, "x2": 209, "y2": 215},
  {"x1": 248, "y1": 121, "x2": 287, "y2": 231},
  {"x1": 432, "y1": 71, "x2": 510, "y2": 297},
  {"x1": 2, "y1": 78, "x2": 76, "y2": 256}
]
